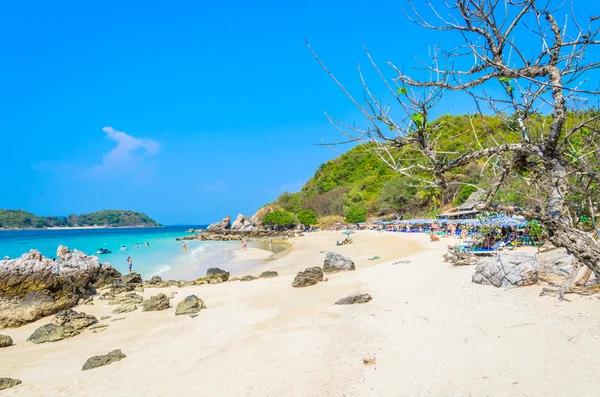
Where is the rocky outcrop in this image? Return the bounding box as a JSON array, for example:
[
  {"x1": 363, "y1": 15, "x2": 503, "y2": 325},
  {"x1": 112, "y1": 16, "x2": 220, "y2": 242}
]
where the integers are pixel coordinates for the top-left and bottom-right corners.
[
  {"x1": 146, "y1": 275, "x2": 162, "y2": 285},
  {"x1": 96, "y1": 264, "x2": 122, "y2": 288},
  {"x1": 0, "y1": 334, "x2": 12, "y2": 348},
  {"x1": 249, "y1": 206, "x2": 274, "y2": 227},
  {"x1": 0, "y1": 378, "x2": 21, "y2": 391},
  {"x1": 112, "y1": 304, "x2": 137, "y2": 314},
  {"x1": 0, "y1": 246, "x2": 120, "y2": 328},
  {"x1": 175, "y1": 295, "x2": 206, "y2": 315},
  {"x1": 472, "y1": 253, "x2": 538, "y2": 288},
  {"x1": 82, "y1": 349, "x2": 126, "y2": 371},
  {"x1": 335, "y1": 293, "x2": 372, "y2": 305},
  {"x1": 231, "y1": 214, "x2": 256, "y2": 231},
  {"x1": 28, "y1": 310, "x2": 97, "y2": 344},
  {"x1": 207, "y1": 216, "x2": 231, "y2": 231},
  {"x1": 292, "y1": 267, "x2": 324, "y2": 288},
  {"x1": 206, "y1": 268, "x2": 230, "y2": 283},
  {"x1": 259, "y1": 271, "x2": 278, "y2": 279},
  {"x1": 122, "y1": 272, "x2": 143, "y2": 285},
  {"x1": 538, "y1": 249, "x2": 575, "y2": 277},
  {"x1": 323, "y1": 252, "x2": 355, "y2": 273},
  {"x1": 141, "y1": 293, "x2": 170, "y2": 312},
  {"x1": 106, "y1": 292, "x2": 143, "y2": 306}
]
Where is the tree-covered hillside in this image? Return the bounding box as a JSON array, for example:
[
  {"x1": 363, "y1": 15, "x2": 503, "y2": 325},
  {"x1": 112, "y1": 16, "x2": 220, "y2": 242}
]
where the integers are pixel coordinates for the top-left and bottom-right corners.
[
  {"x1": 272, "y1": 114, "x2": 529, "y2": 222},
  {"x1": 0, "y1": 209, "x2": 160, "y2": 229}
]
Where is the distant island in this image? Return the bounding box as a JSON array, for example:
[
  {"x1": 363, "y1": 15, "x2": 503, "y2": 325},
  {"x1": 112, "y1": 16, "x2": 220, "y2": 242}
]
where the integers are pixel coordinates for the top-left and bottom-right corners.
[{"x1": 0, "y1": 209, "x2": 161, "y2": 229}]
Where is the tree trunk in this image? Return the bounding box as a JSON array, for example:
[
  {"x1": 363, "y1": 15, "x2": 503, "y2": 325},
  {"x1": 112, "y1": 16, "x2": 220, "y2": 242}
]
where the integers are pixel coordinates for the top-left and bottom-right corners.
[{"x1": 546, "y1": 222, "x2": 600, "y2": 280}]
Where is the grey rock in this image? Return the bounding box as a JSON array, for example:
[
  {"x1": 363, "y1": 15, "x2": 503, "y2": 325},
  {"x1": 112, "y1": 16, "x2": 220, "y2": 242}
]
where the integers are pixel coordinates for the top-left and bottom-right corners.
[
  {"x1": 472, "y1": 252, "x2": 538, "y2": 288},
  {"x1": 112, "y1": 304, "x2": 138, "y2": 314},
  {"x1": 0, "y1": 246, "x2": 116, "y2": 328},
  {"x1": 292, "y1": 267, "x2": 324, "y2": 288},
  {"x1": 108, "y1": 293, "x2": 143, "y2": 306},
  {"x1": 538, "y1": 249, "x2": 575, "y2": 277},
  {"x1": 82, "y1": 349, "x2": 126, "y2": 371},
  {"x1": 121, "y1": 272, "x2": 143, "y2": 285},
  {"x1": 146, "y1": 275, "x2": 163, "y2": 285},
  {"x1": 207, "y1": 216, "x2": 231, "y2": 231},
  {"x1": 0, "y1": 334, "x2": 13, "y2": 347},
  {"x1": 323, "y1": 252, "x2": 355, "y2": 273},
  {"x1": 175, "y1": 295, "x2": 206, "y2": 315},
  {"x1": 28, "y1": 310, "x2": 97, "y2": 344},
  {"x1": 240, "y1": 275, "x2": 257, "y2": 282},
  {"x1": 335, "y1": 293, "x2": 373, "y2": 305},
  {"x1": 0, "y1": 378, "x2": 21, "y2": 390},
  {"x1": 100, "y1": 316, "x2": 112, "y2": 320},
  {"x1": 206, "y1": 268, "x2": 230, "y2": 282},
  {"x1": 259, "y1": 271, "x2": 278, "y2": 279},
  {"x1": 141, "y1": 293, "x2": 170, "y2": 312}
]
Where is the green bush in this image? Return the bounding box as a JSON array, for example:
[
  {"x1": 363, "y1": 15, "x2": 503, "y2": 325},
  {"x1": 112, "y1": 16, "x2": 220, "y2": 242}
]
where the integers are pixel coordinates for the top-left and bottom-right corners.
[
  {"x1": 262, "y1": 210, "x2": 297, "y2": 229},
  {"x1": 297, "y1": 209, "x2": 317, "y2": 226},
  {"x1": 345, "y1": 206, "x2": 367, "y2": 224}
]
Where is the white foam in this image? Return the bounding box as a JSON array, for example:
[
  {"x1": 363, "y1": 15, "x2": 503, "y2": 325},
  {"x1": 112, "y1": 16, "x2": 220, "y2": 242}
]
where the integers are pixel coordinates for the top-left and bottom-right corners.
[{"x1": 153, "y1": 264, "x2": 172, "y2": 276}]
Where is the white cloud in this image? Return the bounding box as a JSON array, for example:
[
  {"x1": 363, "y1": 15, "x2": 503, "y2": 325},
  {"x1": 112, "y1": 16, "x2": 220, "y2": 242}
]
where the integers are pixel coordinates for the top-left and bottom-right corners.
[{"x1": 90, "y1": 127, "x2": 160, "y2": 176}]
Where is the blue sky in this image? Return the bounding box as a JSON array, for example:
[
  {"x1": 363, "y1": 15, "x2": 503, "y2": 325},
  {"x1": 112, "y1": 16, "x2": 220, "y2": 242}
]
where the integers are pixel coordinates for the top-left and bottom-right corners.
[{"x1": 1, "y1": 0, "x2": 599, "y2": 224}]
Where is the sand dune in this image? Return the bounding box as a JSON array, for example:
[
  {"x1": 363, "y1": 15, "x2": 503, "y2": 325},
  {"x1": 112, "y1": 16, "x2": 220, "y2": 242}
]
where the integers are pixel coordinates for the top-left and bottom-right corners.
[{"x1": 1, "y1": 231, "x2": 599, "y2": 396}]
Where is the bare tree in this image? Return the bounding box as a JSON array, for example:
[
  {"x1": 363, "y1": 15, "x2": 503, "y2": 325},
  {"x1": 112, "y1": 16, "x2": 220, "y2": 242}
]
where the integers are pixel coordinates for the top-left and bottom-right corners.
[{"x1": 309, "y1": 0, "x2": 600, "y2": 281}]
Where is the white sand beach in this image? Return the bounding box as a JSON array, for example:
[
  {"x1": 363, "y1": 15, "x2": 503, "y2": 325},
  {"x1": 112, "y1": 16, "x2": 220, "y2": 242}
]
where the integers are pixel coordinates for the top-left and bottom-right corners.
[{"x1": 2, "y1": 231, "x2": 600, "y2": 396}]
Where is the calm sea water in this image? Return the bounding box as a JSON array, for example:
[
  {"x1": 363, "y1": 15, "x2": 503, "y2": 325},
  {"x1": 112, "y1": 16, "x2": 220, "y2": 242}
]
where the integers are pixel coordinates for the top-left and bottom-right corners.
[{"x1": 0, "y1": 226, "x2": 247, "y2": 279}]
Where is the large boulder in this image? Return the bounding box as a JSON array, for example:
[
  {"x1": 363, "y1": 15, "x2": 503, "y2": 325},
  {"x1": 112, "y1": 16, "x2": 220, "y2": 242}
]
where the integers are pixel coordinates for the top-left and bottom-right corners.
[
  {"x1": 231, "y1": 214, "x2": 256, "y2": 231},
  {"x1": 95, "y1": 264, "x2": 122, "y2": 288},
  {"x1": 175, "y1": 295, "x2": 206, "y2": 315},
  {"x1": 323, "y1": 252, "x2": 355, "y2": 273},
  {"x1": 0, "y1": 378, "x2": 21, "y2": 391},
  {"x1": 472, "y1": 253, "x2": 538, "y2": 288},
  {"x1": 27, "y1": 310, "x2": 97, "y2": 344},
  {"x1": 141, "y1": 293, "x2": 170, "y2": 312},
  {"x1": 0, "y1": 247, "x2": 111, "y2": 328},
  {"x1": 206, "y1": 268, "x2": 230, "y2": 282},
  {"x1": 292, "y1": 267, "x2": 324, "y2": 288},
  {"x1": 538, "y1": 249, "x2": 575, "y2": 277},
  {"x1": 249, "y1": 206, "x2": 274, "y2": 227},
  {"x1": 335, "y1": 293, "x2": 372, "y2": 305},
  {"x1": 0, "y1": 334, "x2": 12, "y2": 348},
  {"x1": 122, "y1": 272, "x2": 143, "y2": 285},
  {"x1": 207, "y1": 216, "x2": 231, "y2": 231},
  {"x1": 82, "y1": 349, "x2": 126, "y2": 371}
]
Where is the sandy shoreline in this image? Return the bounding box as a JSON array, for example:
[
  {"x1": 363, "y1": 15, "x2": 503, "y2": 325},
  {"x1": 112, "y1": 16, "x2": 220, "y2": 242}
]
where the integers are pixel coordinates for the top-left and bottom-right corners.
[{"x1": 1, "y1": 231, "x2": 600, "y2": 396}]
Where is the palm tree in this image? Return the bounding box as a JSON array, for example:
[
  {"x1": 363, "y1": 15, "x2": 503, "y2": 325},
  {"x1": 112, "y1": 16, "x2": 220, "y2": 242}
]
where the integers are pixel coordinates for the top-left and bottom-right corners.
[{"x1": 417, "y1": 186, "x2": 443, "y2": 210}]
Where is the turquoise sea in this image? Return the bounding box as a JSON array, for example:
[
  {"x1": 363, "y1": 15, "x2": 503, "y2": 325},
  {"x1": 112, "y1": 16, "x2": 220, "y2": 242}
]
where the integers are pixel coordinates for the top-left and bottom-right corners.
[{"x1": 0, "y1": 226, "x2": 268, "y2": 280}]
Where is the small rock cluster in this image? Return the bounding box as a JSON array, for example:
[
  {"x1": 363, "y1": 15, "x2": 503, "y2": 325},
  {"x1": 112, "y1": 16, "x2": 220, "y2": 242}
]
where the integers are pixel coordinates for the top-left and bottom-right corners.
[
  {"x1": 291, "y1": 251, "x2": 354, "y2": 288},
  {"x1": 27, "y1": 309, "x2": 98, "y2": 344}
]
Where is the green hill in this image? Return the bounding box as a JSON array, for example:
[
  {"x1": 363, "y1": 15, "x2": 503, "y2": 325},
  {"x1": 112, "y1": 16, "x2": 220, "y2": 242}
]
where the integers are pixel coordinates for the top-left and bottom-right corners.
[
  {"x1": 272, "y1": 114, "x2": 522, "y2": 222},
  {"x1": 0, "y1": 209, "x2": 160, "y2": 229}
]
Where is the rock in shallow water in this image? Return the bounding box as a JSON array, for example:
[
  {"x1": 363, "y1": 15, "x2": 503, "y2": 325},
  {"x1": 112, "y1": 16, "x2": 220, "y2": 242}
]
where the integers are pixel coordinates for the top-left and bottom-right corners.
[
  {"x1": 335, "y1": 293, "x2": 373, "y2": 305},
  {"x1": 0, "y1": 378, "x2": 21, "y2": 390},
  {"x1": 291, "y1": 267, "x2": 324, "y2": 288},
  {"x1": 141, "y1": 293, "x2": 170, "y2": 312},
  {"x1": 175, "y1": 295, "x2": 206, "y2": 315},
  {"x1": 0, "y1": 334, "x2": 13, "y2": 348},
  {"x1": 82, "y1": 349, "x2": 126, "y2": 371},
  {"x1": 323, "y1": 252, "x2": 355, "y2": 273}
]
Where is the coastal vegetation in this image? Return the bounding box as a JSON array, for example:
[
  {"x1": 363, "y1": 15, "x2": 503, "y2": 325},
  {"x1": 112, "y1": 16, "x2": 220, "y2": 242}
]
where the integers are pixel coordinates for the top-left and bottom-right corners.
[{"x1": 0, "y1": 209, "x2": 160, "y2": 229}]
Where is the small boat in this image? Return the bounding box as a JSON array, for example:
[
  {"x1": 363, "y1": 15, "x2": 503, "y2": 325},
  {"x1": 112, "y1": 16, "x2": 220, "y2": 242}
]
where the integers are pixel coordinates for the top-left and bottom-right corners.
[{"x1": 96, "y1": 248, "x2": 111, "y2": 254}]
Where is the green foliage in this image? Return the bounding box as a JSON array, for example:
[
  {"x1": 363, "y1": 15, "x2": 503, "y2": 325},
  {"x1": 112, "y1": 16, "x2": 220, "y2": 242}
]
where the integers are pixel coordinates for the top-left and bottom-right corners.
[
  {"x1": 376, "y1": 177, "x2": 416, "y2": 215},
  {"x1": 262, "y1": 210, "x2": 297, "y2": 229},
  {"x1": 275, "y1": 192, "x2": 302, "y2": 213},
  {"x1": 452, "y1": 184, "x2": 478, "y2": 206},
  {"x1": 0, "y1": 209, "x2": 160, "y2": 229},
  {"x1": 297, "y1": 209, "x2": 317, "y2": 226},
  {"x1": 345, "y1": 206, "x2": 367, "y2": 224}
]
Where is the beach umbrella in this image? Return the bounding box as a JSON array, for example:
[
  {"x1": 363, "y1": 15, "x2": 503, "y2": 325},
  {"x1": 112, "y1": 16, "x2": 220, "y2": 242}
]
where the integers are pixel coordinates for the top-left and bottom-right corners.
[{"x1": 341, "y1": 230, "x2": 354, "y2": 235}]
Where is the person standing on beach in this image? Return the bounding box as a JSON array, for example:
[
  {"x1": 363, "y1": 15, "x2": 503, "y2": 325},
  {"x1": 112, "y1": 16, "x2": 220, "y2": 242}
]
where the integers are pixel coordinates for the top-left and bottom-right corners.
[
  {"x1": 242, "y1": 237, "x2": 248, "y2": 251},
  {"x1": 127, "y1": 256, "x2": 133, "y2": 273}
]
